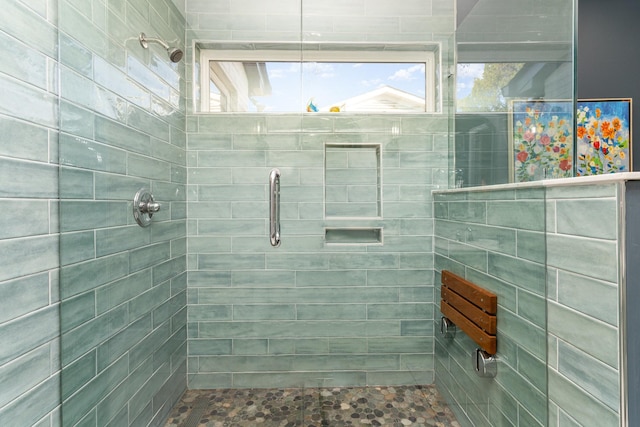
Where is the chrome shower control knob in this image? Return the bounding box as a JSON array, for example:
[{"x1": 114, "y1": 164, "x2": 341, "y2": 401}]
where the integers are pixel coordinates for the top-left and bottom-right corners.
[
  {"x1": 140, "y1": 200, "x2": 161, "y2": 214},
  {"x1": 133, "y1": 188, "x2": 161, "y2": 227}
]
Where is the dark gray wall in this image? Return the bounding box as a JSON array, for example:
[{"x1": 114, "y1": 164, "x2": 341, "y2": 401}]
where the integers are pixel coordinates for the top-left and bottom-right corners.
[
  {"x1": 578, "y1": 0, "x2": 640, "y2": 171},
  {"x1": 625, "y1": 181, "x2": 640, "y2": 427}
]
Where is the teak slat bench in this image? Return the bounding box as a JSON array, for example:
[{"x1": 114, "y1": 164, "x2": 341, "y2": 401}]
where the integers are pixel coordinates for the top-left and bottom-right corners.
[{"x1": 440, "y1": 270, "x2": 498, "y2": 355}]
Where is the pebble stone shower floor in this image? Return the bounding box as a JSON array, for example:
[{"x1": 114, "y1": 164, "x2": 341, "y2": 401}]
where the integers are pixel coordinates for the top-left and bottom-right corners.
[{"x1": 164, "y1": 385, "x2": 460, "y2": 427}]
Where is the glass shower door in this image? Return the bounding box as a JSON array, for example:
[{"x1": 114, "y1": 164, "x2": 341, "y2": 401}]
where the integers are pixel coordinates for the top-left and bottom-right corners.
[
  {"x1": 434, "y1": 185, "x2": 549, "y2": 426},
  {"x1": 435, "y1": 0, "x2": 576, "y2": 426},
  {"x1": 56, "y1": 0, "x2": 469, "y2": 424},
  {"x1": 183, "y1": 0, "x2": 451, "y2": 398},
  {"x1": 453, "y1": 0, "x2": 576, "y2": 187},
  {"x1": 57, "y1": 0, "x2": 188, "y2": 424}
]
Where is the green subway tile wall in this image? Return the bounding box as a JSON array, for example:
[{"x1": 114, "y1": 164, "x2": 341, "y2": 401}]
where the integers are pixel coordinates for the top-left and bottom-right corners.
[
  {"x1": 186, "y1": 113, "x2": 448, "y2": 389},
  {"x1": 184, "y1": 0, "x2": 455, "y2": 390},
  {"x1": 325, "y1": 144, "x2": 381, "y2": 218},
  {"x1": 56, "y1": 0, "x2": 188, "y2": 425},
  {"x1": 0, "y1": 0, "x2": 61, "y2": 425},
  {"x1": 546, "y1": 184, "x2": 621, "y2": 427},
  {"x1": 434, "y1": 188, "x2": 549, "y2": 426},
  {"x1": 434, "y1": 183, "x2": 623, "y2": 427}
]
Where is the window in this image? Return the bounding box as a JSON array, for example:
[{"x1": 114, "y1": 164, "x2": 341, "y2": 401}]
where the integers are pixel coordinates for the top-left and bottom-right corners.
[
  {"x1": 198, "y1": 43, "x2": 440, "y2": 113},
  {"x1": 456, "y1": 62, "x2": 533, "y2": 112}
]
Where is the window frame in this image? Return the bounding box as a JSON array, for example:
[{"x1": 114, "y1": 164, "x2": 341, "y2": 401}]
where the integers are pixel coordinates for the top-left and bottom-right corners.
[{"x1": 198, "y1": 46, "x2": 439, "y2": 113}]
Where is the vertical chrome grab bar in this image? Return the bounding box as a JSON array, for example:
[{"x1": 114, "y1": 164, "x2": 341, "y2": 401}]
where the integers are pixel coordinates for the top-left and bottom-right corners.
[{"x1": 269, "y1": 168, "x2": 281, "y2": 247}]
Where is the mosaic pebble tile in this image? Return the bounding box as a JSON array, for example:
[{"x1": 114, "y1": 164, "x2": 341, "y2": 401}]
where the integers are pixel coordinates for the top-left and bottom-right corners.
[{"x1": 164, "y1": 385, "x2": 460, "y2": 427}]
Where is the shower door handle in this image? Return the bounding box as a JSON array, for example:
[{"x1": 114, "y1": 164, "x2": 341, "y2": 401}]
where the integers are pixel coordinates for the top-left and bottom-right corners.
[{"x1": 269, "y1": 168, "x2": 281, "y2": 247}]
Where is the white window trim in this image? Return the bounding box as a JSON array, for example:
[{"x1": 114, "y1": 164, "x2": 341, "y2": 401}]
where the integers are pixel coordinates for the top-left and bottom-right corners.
[{"x1": 199, "y1": 46, "x2": 439, "y2": 113}]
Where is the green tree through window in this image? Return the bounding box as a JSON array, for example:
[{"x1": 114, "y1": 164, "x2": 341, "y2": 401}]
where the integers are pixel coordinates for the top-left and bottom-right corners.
[{"x1": 457, "y1": 63, "x2": 524, "y2": 112}]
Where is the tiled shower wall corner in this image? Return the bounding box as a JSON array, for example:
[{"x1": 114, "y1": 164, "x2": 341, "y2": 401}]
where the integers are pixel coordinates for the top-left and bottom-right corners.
[
  {"x1": 434, "y1": 188, "x2": 548, "y2": 426},
  {"x1": 186, "y1": 114, "x2": 448, "y2": 388},
  {"x1": 546, "y1": 184, "x2": 620, "y2": 427},
  {"x1": 434, "y1": 183, "x2": 622, "y2": 427},
  {"x1": 57, "y1": 0, "x2": 187, "y2": 425},
  {"x1": 0, "y1": 0, "x2": 61, "y2": 425},
  {"x1": 184, "y1": 0, "x2": 455, "y2": 389}
]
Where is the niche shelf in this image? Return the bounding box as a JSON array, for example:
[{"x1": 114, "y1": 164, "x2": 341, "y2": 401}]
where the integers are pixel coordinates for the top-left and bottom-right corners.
[{"x1": 325, "y1": 227, "x2": 383, "y2": 245}]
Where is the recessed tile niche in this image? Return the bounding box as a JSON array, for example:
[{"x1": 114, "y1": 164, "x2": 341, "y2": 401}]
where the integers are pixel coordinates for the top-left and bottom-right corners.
[
  {"x1": 325, "y1": 227, "x2": 383, "y2": 245},
  {"x1": 324, "y1": 143, "x2": 381, "y2": 218}
]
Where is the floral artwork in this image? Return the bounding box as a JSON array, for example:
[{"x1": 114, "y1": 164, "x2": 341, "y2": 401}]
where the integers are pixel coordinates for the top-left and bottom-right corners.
[
  {"x1": 509, "y1": 100, "x2": 573, "y2": 182},
  {"x1": 576, "y1": 99, "x2": 632, "y2": 175}
]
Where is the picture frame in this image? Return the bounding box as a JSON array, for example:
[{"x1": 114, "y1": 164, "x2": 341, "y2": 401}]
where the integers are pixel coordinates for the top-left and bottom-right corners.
[
  {"x1": 508, "y1": 99, "x2": 574, "y2": 182},
  {"x1": 576, "y1": 98, "x2": 632, "y2": 175}
]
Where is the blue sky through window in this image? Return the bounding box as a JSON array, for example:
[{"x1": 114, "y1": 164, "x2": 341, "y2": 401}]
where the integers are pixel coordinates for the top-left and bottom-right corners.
[
  {"x1": 456, "y1": 63, "x2": 485, "y2": 99},
  {"x1": 251, "y1": 62, "x2": 427, "y2": 112}
]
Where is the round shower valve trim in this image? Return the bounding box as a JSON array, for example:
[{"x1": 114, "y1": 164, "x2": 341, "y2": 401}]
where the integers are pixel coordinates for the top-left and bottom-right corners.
[{"x1": 133, "y1": 188, "x2": 161, "y2": 227}]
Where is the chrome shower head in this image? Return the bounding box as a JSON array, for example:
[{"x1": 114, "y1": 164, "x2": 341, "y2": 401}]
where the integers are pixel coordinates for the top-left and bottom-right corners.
[
  {"x1": 167, "y1": 47, "x2": 184, "y2": 63},
  {"x1": 139, "y1": 32, "x2": 184, "y2": 63}
]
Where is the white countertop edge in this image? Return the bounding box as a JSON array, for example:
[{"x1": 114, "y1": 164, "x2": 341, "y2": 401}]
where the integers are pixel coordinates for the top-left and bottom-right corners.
[{"x1": 432, "y1": 172, "x2": 640, "y2": 194}]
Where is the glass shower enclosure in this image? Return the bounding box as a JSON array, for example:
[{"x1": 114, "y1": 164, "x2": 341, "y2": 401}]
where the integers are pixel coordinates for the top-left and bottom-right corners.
[
  {"x1": 437, "y1": 0, "x2": 575, "y2": 426},
  {"x1": 56, "y1": 0, "x2": 575, "y2": 425},
  {"x1": 184, "y1": 0, "x2": 449, "y2": 394}
]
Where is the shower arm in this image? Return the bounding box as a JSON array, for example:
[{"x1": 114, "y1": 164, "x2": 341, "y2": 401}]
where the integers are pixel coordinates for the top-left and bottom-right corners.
[
  {"x1": 138, "y1": 32, "x2": 184, "y2": 63},
  {"x1": 139, "y1": 33, "x2": 170, "y2": 50}
]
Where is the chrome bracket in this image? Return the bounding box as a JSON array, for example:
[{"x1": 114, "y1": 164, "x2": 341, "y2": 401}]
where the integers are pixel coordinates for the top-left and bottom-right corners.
[
  {"x1": 440, "y1": 316, "x2": 456, "y2": 339},
  {"x1": 139, "y1": 32, "x2": 149, "y2": 49},
  {"x1": 472, "y1": 348, "x2": 497, "y2": 378},
  {"x1": 133, "y1": 188, "x2": 160, "y2": 227}
]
